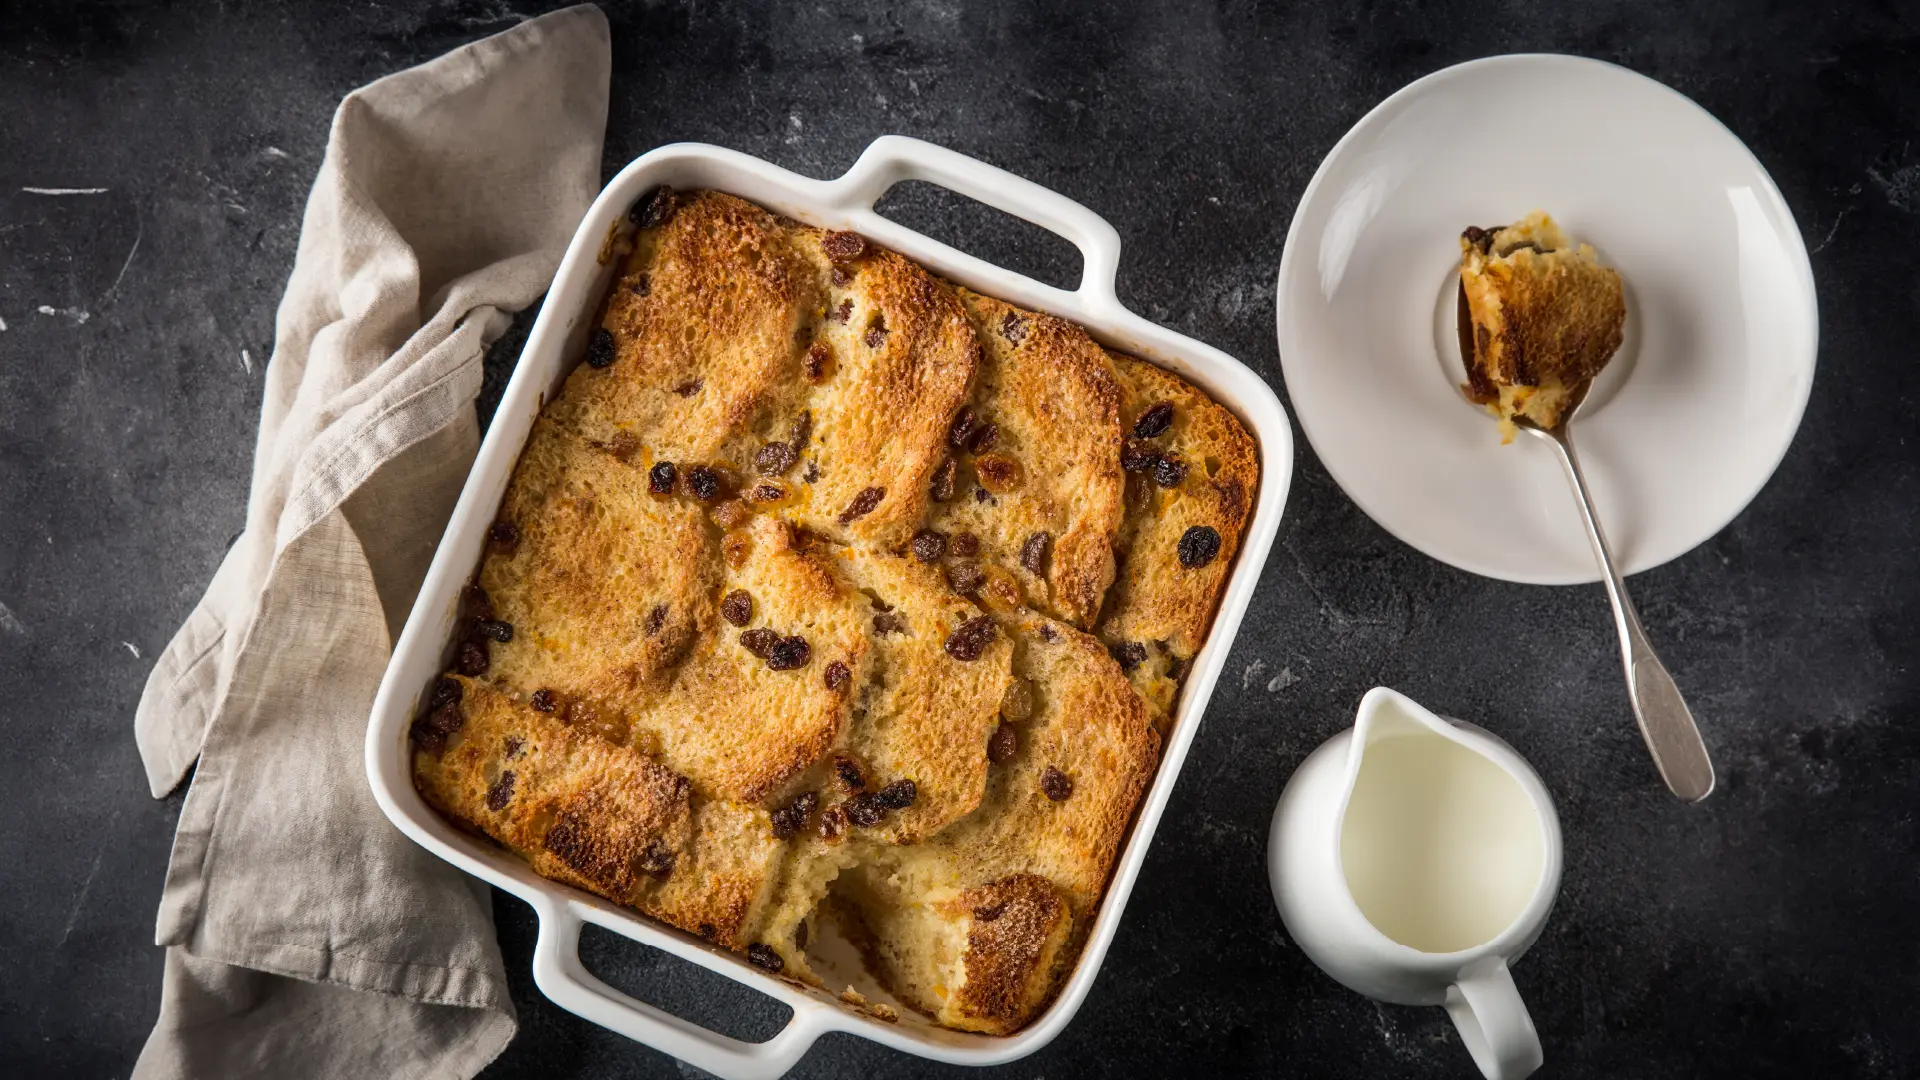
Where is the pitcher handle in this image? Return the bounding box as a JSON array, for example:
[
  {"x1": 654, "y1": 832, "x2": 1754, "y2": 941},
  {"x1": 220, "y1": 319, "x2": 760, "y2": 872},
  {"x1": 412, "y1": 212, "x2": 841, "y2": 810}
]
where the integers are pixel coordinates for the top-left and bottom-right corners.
[{"x1": 1444, "y1": 958, "x2": 1543, "y2": 1080}]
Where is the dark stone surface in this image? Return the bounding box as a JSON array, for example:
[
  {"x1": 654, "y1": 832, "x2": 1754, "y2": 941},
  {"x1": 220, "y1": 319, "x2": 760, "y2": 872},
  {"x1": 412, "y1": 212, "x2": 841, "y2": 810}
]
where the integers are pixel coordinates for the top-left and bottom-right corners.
[{"x1": 3, "y1": 1, "x2": 1916, "y2": 1077}]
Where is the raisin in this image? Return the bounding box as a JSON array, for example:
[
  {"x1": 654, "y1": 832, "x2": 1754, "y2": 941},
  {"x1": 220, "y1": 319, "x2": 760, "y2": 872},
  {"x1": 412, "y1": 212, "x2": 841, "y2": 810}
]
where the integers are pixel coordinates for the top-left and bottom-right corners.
[
  {"x1": 945, "y1": 616, "x2": 997, "y2": 661},
  {"x1": 638, "y1": 842, "x2": 677, "y2": 879},
  {"x1": 952, "y1": 532, "x2": 980, "y2": 557},
  {"x1": 686, "y1": 465, "x2": 724, "y2": 501},
  {"x1": 1000, "y1": 310, "x2": 1028, "y2": 344},
  {"x1": 874, "y1": 778, "x2": 916, "y2": 810},
  {"x1": 804, "y1": 341, "x2": 832, "y2": 381},
  {"x1": 1038, "y1": 624, "x2": 1059, "y2": 642},
  {"x1": 1178, "y1": 525, "x2": 1222, "y2": 568},
  {"x1": 872, "y1": 611, "x2": 906, "y2": 635},
  {"x1": 946, "y1": 562, "x2": 986, "y2": 595},
  {"x1": 771, "y1": 791, "x2": 818, "y2": 839},
  {"x1": 586, "y1": 328, "x2": 616, "y2": 369},
  {"x1": 649, "y1": 461, "x2": 676, "y2": 494},
  {"x1": 974, "y1": 486, "x2": 992, "y2": 504},
  {"x1": 1000, "y1": 677, "x2": 1034, "y2": 722},
  {"x1": 1020, "y1": 532, "x2": 1052, "y2": 576},
  {"x1": 975, "y1": 452, "x2": 1022, "y2": 493},
  {"x1": 803, "y1": 461, "x2": 821, "y2": 483},
  {"x1": 721, "y1": 590, "x2": 753, "y2": 627},
  {"x1": 966, "y1": 422, "x2": 999, "y2": 454},
  {"x1": 643, "y1": 604, "x2": 667, "y2": 635},
  {"x1": 1151, "y1": 455, "x2": 1189, "y2": 488},
  {"x1": 457, "y1": 639, "x2": 489, "y2": 676},
  {"x1": 1120, "y1": 440, "x2": 1159, "y2": 473},
  {"x1": 845, "y1": 794, "x2": 884, "y2": 828},
  {"x1": 824, "y1": 660, "x2": 851, "y2": 691},
  {"x1": 1110, "y1": 640, "x2": 1147, "y2": 671},
  {"x1": 411, "y1": 700, "x2": 466, "y2": 753},
  {"x1": 838, "y1": 486, "x2": 884, "y2": 524},
  {"x1": 629, "y1": 274, "x2": 651, "y2": 296},
  {"x1": 911, "y1": 529, "x2": 946, "y2": 563},
  {"x1": 834, "y1": 755, "x2": 867, "y2": 793},
  {"x1": 831, "y1": 265, "x2": 851, "y2": 286},
  {"x1": 948, "y1": 407, "x2": 978, "y2": 449},
  {"x1": 750, "y1": 482, "x2": 785, "y2": 503},
  {"x1": 787, "y1": 411, "x2": 812, "y2": 452},
  {"x1": 817, "y1": 804, "x2": 848, "y2": 842},
  {"x1": 430, "y1": 676, "x2": 463, "y2": 709},
  {"x1": 1133, "y1": 402, "x2": 1175, "y2": 438},
  {"x1": 830, "y1": 298, "x2": 853, "y2": 323},
  {"x1": 672, "y1": 378, "x2": 703, "y2": 397},
  {"x1": 767, "y1": 635, "x2": 811, "y2": 671},
  {"x1": 756, "y1": 441, "x2": 797, "y2": 476},
  {"x1": 740, "y1": 628, "x2": 779, "y2": 658},
  {"x1": 929, "y1": 457, "x2": 957, "y2": 502},
  {"x1": 476, "y1": 619, "x2": 514, "y2": 643},
  {"x1": 488, "y1": 521, "x2": 520, "y2": 554},
  {"x1": 863, "y1": 323, "x2": 888, "y2": 349},
  {"x1": 630, "y1": 185, "x2": 677, "y2": 228},
  {"x1": 987, "y1": 722, "x2": 1018, "y2": 763},
  {"x1": 531, "y1": 688, "x2": 557, "y2": 712},
  {"x1": 823, "y1": 230, "x2": 867, "y2": 262},
  {"x1": 1041, "y1": 766, "x2": 1074, "y2": 801},
  {"x1": 503, "y1": 735, "x2": 525, "y2": 758},
  {"x1": 747, "y1": 944, "x2": 785, "y2": 972},
  {"x1": 485, "y1": 770, "x2": 516, "y2": 811},
  {"x1": 462, "y1": 584, "x2": 495, "y2": 622}
]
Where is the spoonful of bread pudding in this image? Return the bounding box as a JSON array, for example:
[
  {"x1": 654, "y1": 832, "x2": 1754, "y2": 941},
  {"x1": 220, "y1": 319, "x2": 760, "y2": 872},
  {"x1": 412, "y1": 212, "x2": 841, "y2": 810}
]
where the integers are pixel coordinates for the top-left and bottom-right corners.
[{"x1": 1453, "y1": 211, "x2": 1715, "y2": 802}]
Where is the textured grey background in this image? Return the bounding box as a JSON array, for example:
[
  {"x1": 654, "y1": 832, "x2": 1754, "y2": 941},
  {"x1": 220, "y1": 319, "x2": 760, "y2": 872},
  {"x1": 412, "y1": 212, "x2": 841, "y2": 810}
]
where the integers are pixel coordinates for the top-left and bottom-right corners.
[{"x1": 3, "y1": 1, "x2": 1916, "y2": 1077}]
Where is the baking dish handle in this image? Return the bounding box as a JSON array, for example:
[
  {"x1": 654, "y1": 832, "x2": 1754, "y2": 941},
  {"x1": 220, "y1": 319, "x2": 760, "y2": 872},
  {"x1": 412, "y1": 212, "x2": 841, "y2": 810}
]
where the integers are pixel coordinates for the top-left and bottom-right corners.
[
  {"x1": 532, "y1": 898, "x2": 827, "y2": 1080},
  {"x1": 832, "y1": 134, "x2": 1124, "y2": 312}
]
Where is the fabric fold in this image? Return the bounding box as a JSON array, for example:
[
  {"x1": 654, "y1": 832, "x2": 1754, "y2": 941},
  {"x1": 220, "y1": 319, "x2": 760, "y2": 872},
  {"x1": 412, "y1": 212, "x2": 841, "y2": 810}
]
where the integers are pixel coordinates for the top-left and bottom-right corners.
[{"x1": 132, "y1": 7, "x2": 612, "y2": 1078}]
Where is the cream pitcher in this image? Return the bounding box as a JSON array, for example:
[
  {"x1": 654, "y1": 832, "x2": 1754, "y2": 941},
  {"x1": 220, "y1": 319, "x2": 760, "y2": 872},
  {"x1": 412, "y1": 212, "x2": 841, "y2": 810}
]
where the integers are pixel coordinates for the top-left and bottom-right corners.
[{"x1": 1268, "y1": 687, "x2": 1564, "y2": 1079}]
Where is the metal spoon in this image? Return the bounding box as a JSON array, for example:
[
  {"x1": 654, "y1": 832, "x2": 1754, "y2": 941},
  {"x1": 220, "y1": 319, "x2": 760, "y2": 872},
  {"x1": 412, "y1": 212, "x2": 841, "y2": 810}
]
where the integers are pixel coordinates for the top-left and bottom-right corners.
[{"x1": 1457, "y1": 283, "x2": 1715, "y2": 802}]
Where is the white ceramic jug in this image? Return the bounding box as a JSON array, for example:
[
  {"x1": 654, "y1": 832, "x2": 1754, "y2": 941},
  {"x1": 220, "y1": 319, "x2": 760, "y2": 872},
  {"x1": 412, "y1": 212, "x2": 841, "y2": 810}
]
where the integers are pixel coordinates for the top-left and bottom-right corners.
[{"x1": 1268, "y1": 687, "x2": 1563, "y2": 1079}]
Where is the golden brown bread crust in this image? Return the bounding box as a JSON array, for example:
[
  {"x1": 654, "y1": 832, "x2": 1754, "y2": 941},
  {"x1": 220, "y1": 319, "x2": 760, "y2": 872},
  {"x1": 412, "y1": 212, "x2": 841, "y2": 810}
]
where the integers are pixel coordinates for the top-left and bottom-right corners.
[
  {"x1": 1096, "y1": 350, "x2": 1259, "y2": 727},
  {"x1": 931, "y1": 289, "x2": 1126, "y2": 629},
  {"x1": 412, "y1": 189, "x2": 1253, "y2": 1035},
  {"x1": 412, "y1": 677, "x2": 784, "y2": 948},
  {"x1": 1459, "y1": 211, "x2": 1625, "y2": 439}
]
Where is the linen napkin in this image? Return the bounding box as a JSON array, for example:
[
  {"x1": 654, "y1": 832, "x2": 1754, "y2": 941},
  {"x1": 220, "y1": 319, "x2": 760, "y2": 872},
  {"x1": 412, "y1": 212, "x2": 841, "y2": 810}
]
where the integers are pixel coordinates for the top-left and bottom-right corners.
[{"x1": 131, "y1": 7, "x2": 609, "y2": 1077}]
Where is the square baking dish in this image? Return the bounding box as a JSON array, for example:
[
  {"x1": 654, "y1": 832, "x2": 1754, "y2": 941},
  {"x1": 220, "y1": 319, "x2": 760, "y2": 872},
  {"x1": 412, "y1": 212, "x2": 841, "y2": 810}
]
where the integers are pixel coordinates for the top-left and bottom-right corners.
[{"x1": 365, "y1": 135, "x2": 1293, "y2": 1078}]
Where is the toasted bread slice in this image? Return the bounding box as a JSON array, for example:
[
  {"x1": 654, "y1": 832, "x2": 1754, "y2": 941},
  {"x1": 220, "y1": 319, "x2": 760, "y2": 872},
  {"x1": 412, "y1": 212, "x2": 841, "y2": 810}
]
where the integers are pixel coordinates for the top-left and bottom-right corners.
[
  {"x1": 412, "y1": 677, "x2": 784, "y2": 948},
  {"x1": 831, "y1": 616, "x2": 1159, "y2": 1032},
  {"x1": 825, "y1": 548, "x2": 1014, "y2": 845},
  {"x1": 477, "y1": 416, "x2": 718, "y2": 710},
  {"x1": 922, "y1": 289, "x2": 1126, "y2": 630},
  {"x1": 550, "y1": 190, "x2": 821, "y2": 466},
  {"x1": 778, "y1": 238, "x2": 980, "y2": 549},
  {"x1": 633, "y1": 514, "x2": 871, "y2": 804},
  {"x1": 1458, "y1": 211, "x2": 1625, "y2": 441},
  {"x1": 1096, "y1": 350, "x2": 1258, "y2": 727}
]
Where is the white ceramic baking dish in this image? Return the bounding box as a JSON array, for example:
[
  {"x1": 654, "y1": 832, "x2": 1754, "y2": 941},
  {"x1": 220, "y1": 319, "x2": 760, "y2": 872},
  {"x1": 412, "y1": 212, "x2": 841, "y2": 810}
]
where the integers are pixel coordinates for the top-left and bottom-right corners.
[{"x1": 365, "y1": 135, "x2": 1293, "y2": 1078}]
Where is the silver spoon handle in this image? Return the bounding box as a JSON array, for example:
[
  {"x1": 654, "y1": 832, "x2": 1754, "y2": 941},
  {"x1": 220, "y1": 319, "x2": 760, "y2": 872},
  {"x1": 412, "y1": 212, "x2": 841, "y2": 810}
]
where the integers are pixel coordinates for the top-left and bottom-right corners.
[{"x1": 1546, "y1": 427, "x2": 1716, "y2": 802}]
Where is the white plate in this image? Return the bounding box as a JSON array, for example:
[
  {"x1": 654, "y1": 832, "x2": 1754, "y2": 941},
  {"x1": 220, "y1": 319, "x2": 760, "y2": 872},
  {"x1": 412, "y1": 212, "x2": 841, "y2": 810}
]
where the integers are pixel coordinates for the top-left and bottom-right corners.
[{"x1": 1276, "y1": 54, "x2": 1817, "y2": 584}]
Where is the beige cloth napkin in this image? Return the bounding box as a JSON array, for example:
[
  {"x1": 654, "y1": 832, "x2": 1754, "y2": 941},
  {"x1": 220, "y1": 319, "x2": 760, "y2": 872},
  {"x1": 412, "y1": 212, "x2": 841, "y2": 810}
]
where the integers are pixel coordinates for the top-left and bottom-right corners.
[{"x1": 131, "y1": 8, "x2": 609, "y2": 1077}]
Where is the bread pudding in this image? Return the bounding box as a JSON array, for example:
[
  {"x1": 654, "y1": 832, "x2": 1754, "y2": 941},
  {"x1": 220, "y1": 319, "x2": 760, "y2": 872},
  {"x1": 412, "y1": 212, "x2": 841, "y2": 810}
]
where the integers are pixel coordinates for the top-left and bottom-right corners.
[
  {"x1": 1458, "y1": 211, "x2": 1625, "y2": 441},
  {"x1": 410, "y1": 189, "x2": 1257, "y2": 1034}
]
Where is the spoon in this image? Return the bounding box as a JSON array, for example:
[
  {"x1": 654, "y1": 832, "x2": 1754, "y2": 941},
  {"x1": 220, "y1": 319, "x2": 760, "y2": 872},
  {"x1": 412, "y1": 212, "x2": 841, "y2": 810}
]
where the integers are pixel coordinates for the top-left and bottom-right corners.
[{"x1": 1457, "y1": 283, "x2": 1715, "y2": 802}]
